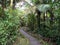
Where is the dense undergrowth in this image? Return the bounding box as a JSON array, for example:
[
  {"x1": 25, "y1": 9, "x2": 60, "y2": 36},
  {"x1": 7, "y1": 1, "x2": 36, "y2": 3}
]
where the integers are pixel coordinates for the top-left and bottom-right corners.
[
  {"x1": 23, "y1": 13, "x2": 60, "y2": 45},
  {"x1": 0, "y1": 7, "x2": 20, "y2": 45},
  {"x1": 0, "y1": 0, "x2": 60, "y2": 45}
]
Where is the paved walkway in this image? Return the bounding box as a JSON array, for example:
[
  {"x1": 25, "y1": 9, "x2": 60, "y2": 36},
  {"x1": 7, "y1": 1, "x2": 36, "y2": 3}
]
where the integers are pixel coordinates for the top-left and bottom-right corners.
[{"x1": 20, "y1": 29, "x2": 41, "y2": 45}]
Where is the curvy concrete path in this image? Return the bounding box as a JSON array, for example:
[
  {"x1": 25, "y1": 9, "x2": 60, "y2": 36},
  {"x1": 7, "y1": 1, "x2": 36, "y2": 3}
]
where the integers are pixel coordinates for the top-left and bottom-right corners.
[{"x1": 20, "y1": 29, "x2": 41, "y2": 45}]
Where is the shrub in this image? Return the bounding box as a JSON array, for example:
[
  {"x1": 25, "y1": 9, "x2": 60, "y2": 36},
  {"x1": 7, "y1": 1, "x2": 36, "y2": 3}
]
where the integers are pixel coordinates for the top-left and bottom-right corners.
[{"x1": 0, "y1": 8, "x2": 20, "y2": 45}]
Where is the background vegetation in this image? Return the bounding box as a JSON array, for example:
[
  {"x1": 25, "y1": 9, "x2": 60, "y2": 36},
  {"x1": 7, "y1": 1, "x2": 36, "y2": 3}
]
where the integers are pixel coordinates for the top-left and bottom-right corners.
[{"x1": 0, "y1": 0, "x2": 60, "y2": 45}]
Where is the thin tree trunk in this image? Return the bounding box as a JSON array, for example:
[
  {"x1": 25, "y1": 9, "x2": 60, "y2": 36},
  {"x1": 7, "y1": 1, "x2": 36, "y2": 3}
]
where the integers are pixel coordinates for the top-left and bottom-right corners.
[
  {"x1": 36, "y1": 9, "x2": 41, "y2": 30},
  {"x1": 13, "y1": 0, "x2": 16, "y2": 9},
  {"x1": 10, "y1": 0, "x2": 13, "y2": 7},
  {"x1": 43, "y1": 12, "x2": 46, "y2": 29},
  {"x1": 10, "y1": 0, "x2": 16, "y2": 9}
]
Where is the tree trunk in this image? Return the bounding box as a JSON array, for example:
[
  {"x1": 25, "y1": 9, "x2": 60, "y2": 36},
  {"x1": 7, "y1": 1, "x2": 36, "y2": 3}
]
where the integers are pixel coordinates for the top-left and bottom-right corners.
[
  {"x1": 36, "y1": 9, "x2": 41, "y2": 30},
  {"x1": 13, "y1": 0, "x2": 16, "y2": 9},
  {"x1": 10, "y1": 0, "x2": 16, "y2": 9},
  {"x1": 43, "y1": 12, "x2": 46, "y2": 29},
  {"x1": 10, "y1": 0, "x2": 13, "y2": 7}
]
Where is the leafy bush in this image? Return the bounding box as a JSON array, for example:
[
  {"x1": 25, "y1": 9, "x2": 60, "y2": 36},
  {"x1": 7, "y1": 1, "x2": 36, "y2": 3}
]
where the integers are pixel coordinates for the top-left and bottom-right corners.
[
  {"x1": 0, "y1": 8, "x2": 20, "y2": 45},
  {"x1": 32, "y1": 0, "x2": 40, "y2": 4},
  {"x1": 27, "y1": 13, "x2": 36, "y2": 31},
  {"x1": 26, "y1": 12, "x2": 60, "y2": 45}
]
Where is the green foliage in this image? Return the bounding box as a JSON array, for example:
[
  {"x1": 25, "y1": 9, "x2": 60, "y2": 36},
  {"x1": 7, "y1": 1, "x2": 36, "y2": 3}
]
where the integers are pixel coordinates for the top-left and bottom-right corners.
[
  {"x1": 27, "y1": 13, "x2": 36, "y2": 31},
  {"x1": 32, "y1": 0, "x2": 40, "y2": 5},
  {"x1": 0, "y1": 8, "x2": 20, "y2": 45},
  {"x1": 25, "y1": 4, "x2": 60, "y2": 45}
]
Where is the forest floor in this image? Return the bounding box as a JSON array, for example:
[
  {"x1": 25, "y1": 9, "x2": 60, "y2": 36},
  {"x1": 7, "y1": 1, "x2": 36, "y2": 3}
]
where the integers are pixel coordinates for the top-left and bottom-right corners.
[
  {"x1": 13, "y1": 31, "x2": 29, "y2": 45},
  {"x1": 13, "y1": 37, "x2": 29, "y2": 45},
  {"x1": 13, "y1": 27, "x2": 53, "y2": 45},
  {"x1": 20, "y1": 27, "x2": 53, "y2": 45},
  {"x1": 20, "y1": 29, "x2": 41, "y2": 45}
]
